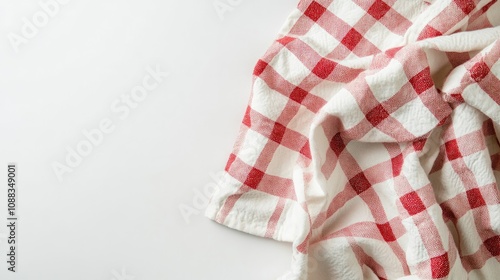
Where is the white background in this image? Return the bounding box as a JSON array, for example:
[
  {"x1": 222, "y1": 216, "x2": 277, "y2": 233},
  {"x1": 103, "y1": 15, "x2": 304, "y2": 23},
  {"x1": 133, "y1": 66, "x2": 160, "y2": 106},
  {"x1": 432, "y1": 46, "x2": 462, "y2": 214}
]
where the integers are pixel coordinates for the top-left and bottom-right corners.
[{"x1": 0, "y1": 0, "x2": 297, "y2": 279}]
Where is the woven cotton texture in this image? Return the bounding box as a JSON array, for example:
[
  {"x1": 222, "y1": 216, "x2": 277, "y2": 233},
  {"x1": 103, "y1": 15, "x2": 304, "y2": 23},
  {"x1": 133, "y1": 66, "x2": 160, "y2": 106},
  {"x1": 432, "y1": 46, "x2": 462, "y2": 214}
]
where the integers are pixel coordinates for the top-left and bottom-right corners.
[{"x1": 205, "y1": 0, "x2": 500, "y2": 279}]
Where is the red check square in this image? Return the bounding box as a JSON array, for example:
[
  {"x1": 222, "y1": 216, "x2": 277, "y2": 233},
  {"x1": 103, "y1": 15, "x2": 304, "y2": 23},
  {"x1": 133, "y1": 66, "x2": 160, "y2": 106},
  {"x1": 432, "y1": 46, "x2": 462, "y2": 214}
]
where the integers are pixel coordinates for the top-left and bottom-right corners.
[
  {"x1": 470, "y1": 61, "x2": 489, "y2": 82},
  {"x1": 270, "y1": 123, "x2": 287, "y2": 143},
  {"x1": 409, "y1": 67, "x2": 433, "y2": 94},
  {"x1": 454, "y1": 0, "x2": 476, "y2": 14},
  {"x1": 341, "y1": 28, "x2": 363, "y2": 51},
  {"x1": 304, "y1": 1, "x2": 327, "y2": 22},
  {"x1": 277, "y1": 36, "x2": 295, "y2": 46},
  {"x1": 466, "y1": 188, "x2": 486, "y2": 209},
  {"x1": 244, "y1": 168, "x2": 265, "y2": 189},
  {"x1": 445, "y1": 140, "x2": 462, "y2": 161},
  {"x1": 367, "y1": 0, "x2": 391, "y2": 20},
  {"x1": 290, "y1": 87, "x2": 309, "y2": 104},
  {"x1": 330, "y1": 133, "x2": 346, "y2": 156},
  {"x1": 418, "y1": 25, "x2": 442, "y2": 39},
  {"x1": 312, "y1": 58, "x2": 337, "y2": 79},
  {"x1": 484, "y1": 236, "x2": 500, "y2": 256},
  {"x1": 430, "y1": 253, "x2": 450, "y2": 278},
  {"x1": 391, "y1": 154, "x2": 403, "y2": 176},
  {"x1": 254, "y1": 60, "x2": 268, "y2": 76},
  {"x1": 349, "y1": 172, "x2": 372, "y2": 194},
  {"x1": 366, "y1": 104, "x2": 390, "y2": 126},
  {"x1": 400, "y1": 191, "x2": 426, "y2": 215},
  {"x1": 377, "y1": 222, "x2": 397, "y2": 242}
]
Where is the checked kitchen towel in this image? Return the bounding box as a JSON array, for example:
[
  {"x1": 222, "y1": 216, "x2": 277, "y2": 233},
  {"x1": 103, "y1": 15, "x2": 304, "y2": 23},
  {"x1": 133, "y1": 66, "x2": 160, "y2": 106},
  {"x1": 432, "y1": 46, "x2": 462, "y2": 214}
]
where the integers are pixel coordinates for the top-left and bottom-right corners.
[{"x1": 205, "y1": 0, "x2": 500, "y2": 279}]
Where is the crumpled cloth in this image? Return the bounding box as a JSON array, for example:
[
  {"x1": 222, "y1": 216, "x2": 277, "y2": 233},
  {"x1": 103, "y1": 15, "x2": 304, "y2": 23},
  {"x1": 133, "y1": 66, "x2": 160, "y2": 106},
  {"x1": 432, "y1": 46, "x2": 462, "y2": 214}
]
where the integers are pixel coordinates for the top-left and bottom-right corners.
[{"x1": 205, "y1": 0, "x2": 500, "y2": 279}]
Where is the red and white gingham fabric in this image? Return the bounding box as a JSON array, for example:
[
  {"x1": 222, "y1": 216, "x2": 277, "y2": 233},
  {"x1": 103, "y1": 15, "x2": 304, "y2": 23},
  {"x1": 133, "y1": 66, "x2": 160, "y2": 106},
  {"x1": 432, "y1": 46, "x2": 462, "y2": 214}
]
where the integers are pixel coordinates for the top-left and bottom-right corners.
[{"x1": 205, "y1": 0, "x2": 500, "y2": 279}]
